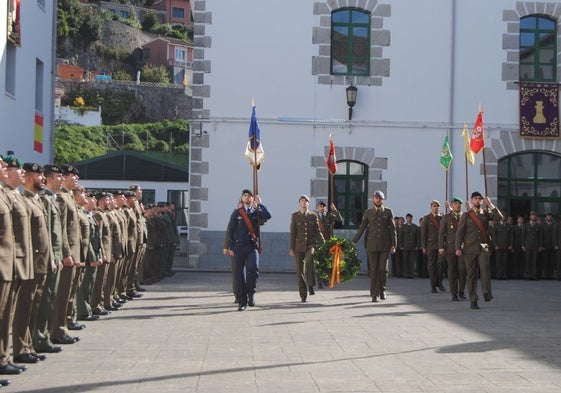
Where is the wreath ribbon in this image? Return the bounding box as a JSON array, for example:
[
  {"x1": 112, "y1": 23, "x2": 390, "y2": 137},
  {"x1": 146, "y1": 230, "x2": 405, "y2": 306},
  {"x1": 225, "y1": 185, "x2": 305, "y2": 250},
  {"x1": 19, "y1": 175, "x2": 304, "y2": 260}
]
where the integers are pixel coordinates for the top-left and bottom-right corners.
[{"x1": 329, "y1": 242, "x2": 343, "y2": 288}]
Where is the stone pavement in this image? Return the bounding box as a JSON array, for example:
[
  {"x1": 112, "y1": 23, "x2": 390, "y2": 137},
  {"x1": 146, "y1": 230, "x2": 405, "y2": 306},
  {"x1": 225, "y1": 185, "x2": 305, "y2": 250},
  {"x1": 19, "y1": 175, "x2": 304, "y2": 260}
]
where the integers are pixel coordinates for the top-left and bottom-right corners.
[{"x1": 5, "y1": 270, "x2": 561, "y2": 393}]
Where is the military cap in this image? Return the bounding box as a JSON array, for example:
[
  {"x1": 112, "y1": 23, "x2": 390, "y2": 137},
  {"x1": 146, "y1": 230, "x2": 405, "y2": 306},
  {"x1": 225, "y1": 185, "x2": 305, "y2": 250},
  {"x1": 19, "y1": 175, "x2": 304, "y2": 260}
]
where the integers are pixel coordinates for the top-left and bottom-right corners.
[
  {"x1": 124, "y1": 191, "x2": 136, "y2": 198},
  {"x1": 22, "y1": 163, "x2": 44, "y2": 173},
  {"x1": 95, "y1": 192, "x2": 111, "y2": 200},
  {"x1": 318, "y1": 201, "x2": 326, "y2": 207},
  {"x1": 241, "y1": 189, "x2": 253, "y2": 197},
  {"x1": 299, "y1": 194, "x2": 310, "y2": 202},
  {"x1": 129, "y1": 184, "x2": 140, "y2": 191},
  {"x1": 452, "y1": 196, "x2": 464, "y2": 204},
  {"x1": 373, "y1": 190, "x2": 385, "y2": 200},
  {"x1": 471, "y1": 191, "x2": 483, "y2": 199},
  {"x1": 430, "y1": 200, "x2": 440, "y2": 207},
  {"x1": 3, "y1": 155, "x2": 23, "y2": 168},
  {"x1": 43, "y1": 164, "x2": 62, "y2": 175},
  {"x1": 60, "y1": 164, "x2": 79, "y2": 176},
  {"x1": 113, "y1": 190, "x2": 125, "y2": 196}
]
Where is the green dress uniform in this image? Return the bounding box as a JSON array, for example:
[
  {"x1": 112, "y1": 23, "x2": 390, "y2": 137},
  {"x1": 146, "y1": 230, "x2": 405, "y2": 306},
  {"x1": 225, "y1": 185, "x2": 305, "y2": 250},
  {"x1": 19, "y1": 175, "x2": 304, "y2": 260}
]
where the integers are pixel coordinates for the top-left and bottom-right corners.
[
  {"x1": 290, "y1": 210, "x2": 324, "y2": 301},
  {"x1": 490, "y1": 220, "x2": 513, "y2": 280},
  {"x1": 399, "y1": 222, "x2": 419, "y2": 278},
  {"x1": 0, "y1": 186, "x2": 15, "y2": 367},
  {"x1": 438, "y1": 212, "x2": 466, "y2": 299},
  {"x1": 421, "y1": 213, "x2": 445, "y2": 292}
]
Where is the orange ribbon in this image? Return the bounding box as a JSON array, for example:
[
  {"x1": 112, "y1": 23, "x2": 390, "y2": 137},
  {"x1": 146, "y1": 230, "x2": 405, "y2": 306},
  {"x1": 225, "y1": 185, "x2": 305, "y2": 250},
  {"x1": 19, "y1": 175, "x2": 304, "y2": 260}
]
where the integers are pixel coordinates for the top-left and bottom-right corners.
[{"x1": 329, "y1": 242, "x2": 343, "y2": 288}]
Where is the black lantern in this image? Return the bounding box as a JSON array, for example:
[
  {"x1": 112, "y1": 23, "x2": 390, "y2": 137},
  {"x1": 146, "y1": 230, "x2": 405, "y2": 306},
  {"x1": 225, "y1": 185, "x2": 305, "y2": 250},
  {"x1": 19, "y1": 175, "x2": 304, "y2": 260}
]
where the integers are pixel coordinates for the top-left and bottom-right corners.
[{"x1": 346, "y1": 85, "x2": 357, "y2": 120}]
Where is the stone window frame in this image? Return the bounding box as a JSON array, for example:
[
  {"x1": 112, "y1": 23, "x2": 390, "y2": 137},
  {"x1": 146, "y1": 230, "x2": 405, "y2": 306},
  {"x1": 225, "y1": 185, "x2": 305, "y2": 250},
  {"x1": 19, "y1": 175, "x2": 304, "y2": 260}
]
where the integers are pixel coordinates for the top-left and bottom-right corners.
[
  {"x1": 519, "y1": 15, "x2": 557, "y2": 82},
  {"x1": 502, "y1": 2, "x2": 561, "y2": 90},
  {"x1": 313, "y1": 0, "x2": 391, "y2": 88},
  {"x1": 331, "y1": 8, "x2": 372, "y2": 76}
]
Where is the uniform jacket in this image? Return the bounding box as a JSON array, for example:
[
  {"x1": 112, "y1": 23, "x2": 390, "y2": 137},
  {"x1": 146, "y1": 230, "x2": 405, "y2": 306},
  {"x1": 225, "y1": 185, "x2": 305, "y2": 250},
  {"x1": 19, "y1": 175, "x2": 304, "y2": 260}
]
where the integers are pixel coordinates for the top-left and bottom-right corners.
[
  {"x1": 512, "y1": 223, "x2": 525, "y2": 252},
  {"x1": 542, "y1": 221, "x2": 558, "y2": 250},
  {"x1": 522, "y1": 221, "x2": 542, "y2": 251},
  {"x1": 400, "y1": 222, "x2": 420, "y2": 250},
  {"x1": 352, "y1": 205, "x2": 397, "y2": 252},
  {"x1": 41, "y1": 188, "x2": 63, "y2": 265},
  {"x1": 227, "y1": 204, "x2": 272, "y2": 250},
  {"x1": 490, "y1": 221, "x2": 513, "y2": 250},
  {"x1": 290, "y1": 210, "x2": 325, "y2": 252},
  {"x1": 317, "y1": 209, "x2": 342, "y2": 239},
  {"x1": 57, "y1": 187, "x2": 81, "y2": 263},
  {"x1": 94, "y1": 208, "x2": 112, "y2": 260},
  {"x1": 0, "y1": 187, "x2": 14, "y2": 281},
  {"x1": 438, "y1": 212, "x2": 462, "y2": 254},
  {"x1": 77, "y1": 205, "x2": 91, "y2": 263},
  {"x1": 455, "y1": 207, "x2": 503, "y2": 254},
  {"x1": 108, "y1": 210, "x2": 124, "y2": 259},
  {"x1": 421, "y1": 213, "x2": 442, "y2": 251},
  {"x1": 4, "y1": 186, "x2": 33, "y2": 280},
  {"x1": 22, "y1": 189, "x2": 50, "y2": 275},
  {"x1": 87, "y1": 211, "x2": 103, "y2": 264}
]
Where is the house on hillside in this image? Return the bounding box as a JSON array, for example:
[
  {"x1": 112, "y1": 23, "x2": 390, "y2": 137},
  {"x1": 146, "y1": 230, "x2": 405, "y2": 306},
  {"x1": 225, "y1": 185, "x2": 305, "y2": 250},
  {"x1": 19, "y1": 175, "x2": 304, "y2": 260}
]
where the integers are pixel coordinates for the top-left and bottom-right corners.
[
  {"x1": 187, "y1": 0, "x2": 561, "y2": 271},
  {"x1": 141, "y1": 37, "x2": 193, "y2": 85},
  {"x1": 99, "y1": 0, "x2": 192, "y2": 27}
]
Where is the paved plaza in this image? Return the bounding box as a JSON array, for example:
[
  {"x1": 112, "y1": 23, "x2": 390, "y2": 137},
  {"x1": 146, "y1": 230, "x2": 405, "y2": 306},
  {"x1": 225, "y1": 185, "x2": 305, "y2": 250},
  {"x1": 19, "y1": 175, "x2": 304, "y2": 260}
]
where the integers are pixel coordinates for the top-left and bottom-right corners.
[{"x1": 5, "y1": 267, "x2": 561, "y2": 392}]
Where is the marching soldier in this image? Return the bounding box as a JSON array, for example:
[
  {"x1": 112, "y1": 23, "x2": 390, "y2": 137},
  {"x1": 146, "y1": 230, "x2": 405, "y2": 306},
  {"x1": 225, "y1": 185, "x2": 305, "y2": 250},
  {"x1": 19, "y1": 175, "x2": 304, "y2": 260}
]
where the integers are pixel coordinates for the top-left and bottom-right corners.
[
  {"x1": 421, "y1": 200, "x2": 446, "y2": 293},
  {"x1": 438, "y1": 198, "x2": 466, "y2": 301}
]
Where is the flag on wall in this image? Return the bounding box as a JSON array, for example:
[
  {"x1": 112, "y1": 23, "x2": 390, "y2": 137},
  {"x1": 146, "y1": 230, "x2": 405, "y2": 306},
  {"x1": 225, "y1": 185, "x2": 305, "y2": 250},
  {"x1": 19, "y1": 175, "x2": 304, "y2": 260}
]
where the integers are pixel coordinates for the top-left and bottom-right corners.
[
  {"x1": 244, "y1": 103, "x2": 265, "y2": 167},
  {"x1": 34, "y1": 112, "x2": 43, "y2": 153},
  {"x1": 462, "y1": 123, "x2": 475, "y2": 166},
  {"x1": 470, "y1": 110, "x2": 485, "y2": 154},
  {"x1": 326, "y1": 136, "x2": 337, "y2": 175},
  {"x1": 440, "y1": 135, "x2": 452, "y2": 170},
  {"x1": 7, "y1": 0, "x2": 21, "y2": 46}
]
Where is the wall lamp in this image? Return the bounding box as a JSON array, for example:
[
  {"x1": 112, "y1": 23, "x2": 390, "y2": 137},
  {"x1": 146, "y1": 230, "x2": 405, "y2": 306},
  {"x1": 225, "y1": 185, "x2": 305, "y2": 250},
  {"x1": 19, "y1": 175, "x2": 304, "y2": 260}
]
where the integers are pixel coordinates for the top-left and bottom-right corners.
[{"x1": 346, "y1": 85, "x2": 357, "y2": 121}]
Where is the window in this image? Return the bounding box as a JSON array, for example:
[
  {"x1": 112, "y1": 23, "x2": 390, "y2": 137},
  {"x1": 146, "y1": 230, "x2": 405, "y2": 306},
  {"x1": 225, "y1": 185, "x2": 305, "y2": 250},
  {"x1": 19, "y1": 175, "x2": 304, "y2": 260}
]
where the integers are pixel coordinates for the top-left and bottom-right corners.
[
  {"x1": 143, "y1": 49, "x2": 151, "y2": 59},
  {"x1": 5, "y1": 44, "x2": 16, "y2": 96},
  {"x1": 119, "y1": 10, "x2": 129, "y2": 18},
  {"x1": 497, "y1": 152, "x2": 561, "y2": 218},
  {"x1": 172, "y1": 7, "x2": 185, "y2": 19},
  {"x1": 520, "y1": 15, "x2": 556, "y2": 82},
  {"x1": 35, "y1": 59, "x2": 44, "y2": 112},
  {"x1": 331, "y1": 8, "x2": 370, "y2": 76},
  {"x1": 167, "y1": 190, "x2": 189, "y2": 226},
  {"x1": 175, "y1": 48, "x2": 186, "y2": 61},
  {"x1": 329, "y1": 160, "x2": 368, "y2": 229}
]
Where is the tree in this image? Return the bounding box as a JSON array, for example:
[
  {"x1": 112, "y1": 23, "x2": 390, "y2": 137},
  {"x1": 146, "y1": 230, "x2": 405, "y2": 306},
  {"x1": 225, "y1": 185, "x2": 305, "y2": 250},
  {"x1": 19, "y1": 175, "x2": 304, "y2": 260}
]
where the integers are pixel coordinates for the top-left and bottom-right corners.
[
  {"x1": 139, "y1": 64, "x2": 170, "y2": 84},
  {"x1": 141, "y1": 12, "x2": 158, "y2": 32}
]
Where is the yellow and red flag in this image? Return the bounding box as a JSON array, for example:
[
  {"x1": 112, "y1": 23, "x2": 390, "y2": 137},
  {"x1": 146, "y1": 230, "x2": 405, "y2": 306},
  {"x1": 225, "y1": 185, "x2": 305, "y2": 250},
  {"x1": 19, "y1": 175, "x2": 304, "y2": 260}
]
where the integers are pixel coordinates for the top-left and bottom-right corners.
[{"x1": 326, "y1": 136, "x2": 337, "y2": 175}]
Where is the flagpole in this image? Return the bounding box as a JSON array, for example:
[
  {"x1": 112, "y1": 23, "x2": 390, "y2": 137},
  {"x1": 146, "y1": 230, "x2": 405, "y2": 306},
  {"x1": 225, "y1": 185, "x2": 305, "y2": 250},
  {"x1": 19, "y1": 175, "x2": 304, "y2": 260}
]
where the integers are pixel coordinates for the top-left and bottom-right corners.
[
  {"x1": 464, "y1": 153, "x2": 469, "y2": 203},
  {"x1": 482, "y1": 148, "x2": 488, "y2": 196},
  {"x1": 445, "y1": 170, "x2": 449, "y2": 214}
]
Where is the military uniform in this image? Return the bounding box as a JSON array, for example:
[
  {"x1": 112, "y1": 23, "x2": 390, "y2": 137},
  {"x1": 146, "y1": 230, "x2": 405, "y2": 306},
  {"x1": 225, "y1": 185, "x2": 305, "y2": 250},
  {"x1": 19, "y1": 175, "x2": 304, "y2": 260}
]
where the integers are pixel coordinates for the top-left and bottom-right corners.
[
  {"x1": 399, "y1": 219, "x2": 419, "y2": 278},
  {"x1": 352, "y1": 191, "x2": 397, "y2": 301},
  {"x1": 522, "y1": 219, "x2": 542, "y2": 279},
  {"x1": 455, "y1": 194, "x2": 503, "y2": 308},
  {"x1": 290, "y1": 202, "x2": 324, "y2": 302},
  {"x1": 541, "y1": 217, "x2": 557, "y2": 279},
  {"x1": 439, "y1": 210, "x2": 466, "y2": 299},
  {"x1": 421, "y1": 210, "x2": 445, "y2": 292},
  {"x1": 512, "y1": 220, "x2": 525, "y2": 279},
  {"x1": 490, "y1": 219, "x2": 512, "y2": 280}
]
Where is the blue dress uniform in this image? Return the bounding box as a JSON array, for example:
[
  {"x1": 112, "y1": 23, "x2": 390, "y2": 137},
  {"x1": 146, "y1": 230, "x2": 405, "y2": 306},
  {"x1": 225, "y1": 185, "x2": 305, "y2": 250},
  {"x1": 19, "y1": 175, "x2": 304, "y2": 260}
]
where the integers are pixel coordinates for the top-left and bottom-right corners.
[{"x1": 227, "y1": 203, "x2": 271, "y2": 310}]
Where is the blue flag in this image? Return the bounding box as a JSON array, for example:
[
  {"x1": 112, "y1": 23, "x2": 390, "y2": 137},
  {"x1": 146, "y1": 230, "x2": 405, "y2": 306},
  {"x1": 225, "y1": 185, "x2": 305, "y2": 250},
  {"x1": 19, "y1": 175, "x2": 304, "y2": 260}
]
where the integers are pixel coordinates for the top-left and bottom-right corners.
[{"x1": 244, "y1": 105, "x2": 265, "y2": 167}]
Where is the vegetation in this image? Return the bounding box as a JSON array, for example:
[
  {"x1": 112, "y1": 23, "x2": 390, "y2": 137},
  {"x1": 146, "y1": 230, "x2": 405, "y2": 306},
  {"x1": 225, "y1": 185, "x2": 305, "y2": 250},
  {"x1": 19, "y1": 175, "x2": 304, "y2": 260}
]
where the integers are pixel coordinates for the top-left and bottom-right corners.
[
  {"x1": 54, "y1": 120, "x2": 190, "y2": 164},
  {"x1": 139, "y1": 64, "x2": 170, "y2": 84},
  {"x1": 58, "y1": 0, "x2": 104, "y2": 46}
]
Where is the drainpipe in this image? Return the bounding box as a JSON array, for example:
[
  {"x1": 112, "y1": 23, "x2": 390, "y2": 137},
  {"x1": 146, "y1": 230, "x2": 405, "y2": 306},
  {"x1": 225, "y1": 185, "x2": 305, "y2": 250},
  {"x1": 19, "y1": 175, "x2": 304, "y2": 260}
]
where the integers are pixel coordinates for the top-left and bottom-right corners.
[{"x1": 447, "y1": 0, "x2": 457, "y2": 201}]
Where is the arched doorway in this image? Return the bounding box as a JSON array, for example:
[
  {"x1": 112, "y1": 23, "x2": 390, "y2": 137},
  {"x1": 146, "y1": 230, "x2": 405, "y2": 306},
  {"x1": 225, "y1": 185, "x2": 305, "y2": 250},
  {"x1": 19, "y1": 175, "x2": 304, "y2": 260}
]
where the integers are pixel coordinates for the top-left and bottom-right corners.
[{"x1": 497, "y1": 151, "x2": 561, "y2": 219}]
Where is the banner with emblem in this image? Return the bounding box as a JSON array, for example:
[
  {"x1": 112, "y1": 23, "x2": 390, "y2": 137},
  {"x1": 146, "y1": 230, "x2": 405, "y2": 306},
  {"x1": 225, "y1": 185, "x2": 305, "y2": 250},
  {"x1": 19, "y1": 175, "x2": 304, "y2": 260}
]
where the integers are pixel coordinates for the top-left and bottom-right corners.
[
  {"x1": 520, "y1": 82, "x2": 559, "y2": 138},
  {"x1": 7, "y1": 0, "x2": 21, "y2": 46}
]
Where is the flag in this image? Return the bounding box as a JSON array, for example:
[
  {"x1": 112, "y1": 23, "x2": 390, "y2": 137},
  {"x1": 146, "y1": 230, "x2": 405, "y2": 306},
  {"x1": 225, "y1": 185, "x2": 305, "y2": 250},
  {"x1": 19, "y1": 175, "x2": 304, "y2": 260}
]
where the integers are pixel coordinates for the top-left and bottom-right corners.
[
  {"x1": 462, "y1": 123, "x2": 475, "y2": 166},
  {"x1": 326, "y1": 137, "x2": 337, "y2": 175},
  {"x1": 244, "y1": 105, "x2": 265, "y2": 167},
  {"x1": 440, "y1": 135, "x2": 452, "y2": 170},
  {"x1": 34, "y1": 112, "x2": 43, "y2": 153},
  {"x1": 470, "y1": 110, "x2": 485, "y2": 154}
]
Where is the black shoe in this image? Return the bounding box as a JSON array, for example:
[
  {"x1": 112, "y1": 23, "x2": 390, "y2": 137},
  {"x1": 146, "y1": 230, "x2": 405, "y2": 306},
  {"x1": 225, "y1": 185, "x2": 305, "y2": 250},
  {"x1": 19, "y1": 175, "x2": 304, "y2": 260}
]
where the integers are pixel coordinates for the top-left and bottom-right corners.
[
  {"x1": 431, "y1": 287, "x2": 438, "y2": 293},
  {"x1": 127, "y1": 292, "x2": 143, "y2": 298},
  {"x1": 248, "y1": 295, "x2": 255, "y2": 307},
  {"x1": 0, "y1": 364, "x2": 22, "y2": 375},
  {"x1": 237, "y1": 305, "x2": 246, "y2": 311},
  {"x1": 372, "y1": 296, "x2": 379, "y2": 302},
  {"x1": 78, "y1": 315, "x2": 99, "y2": 321},
  {"x1": 30, "y1": 353, "x2": 46, "y2": 361},
  {"x1": 93, "y1": 308, "x2": 109, "y2": 316},
  {"x1": 484, "y1": 294, "x2": 493, "y2": 302},
  {"x1": 135, "y1": 286, "x2": 146, "y2": 292},
  {"x1": 308, "y1": 286, "x2": 315, "y2": 296},
  {"x1": 105, "y1": 306, "x2": 119, "y2": 311},
  {"x1": 380, "y1": 291, "x2": 387, "y2": 300},
  {"x1": 51, "y1": 335, "x2": 77, "y2": 345},
  {"x1": 458, "y1": 292, "x2": 467, "y2": 300},
  {"x1": 0, "y1": 379, "x2": 10, "y2": 386},
  {"x1": 36, "y1": 345, "x2": 62, "y2": 353},
  {"x1": 301, "y1": 298, "x2": 307, "y2": 303},
  {"x1": 438, "y1": 285, "x2": 446, "y2": 292},
  {"x1": 68, "y1": 322, "x2": 86, "y2": 330},
  {"x1": 470, "y1": 301, "x2": 480, "y2": 310},
  {"x1": 13, "y1": 354, "x2": 38, "y2": 364},
  {"x1": 451, "y1": 295, "x2": 459, "y2": 301}
]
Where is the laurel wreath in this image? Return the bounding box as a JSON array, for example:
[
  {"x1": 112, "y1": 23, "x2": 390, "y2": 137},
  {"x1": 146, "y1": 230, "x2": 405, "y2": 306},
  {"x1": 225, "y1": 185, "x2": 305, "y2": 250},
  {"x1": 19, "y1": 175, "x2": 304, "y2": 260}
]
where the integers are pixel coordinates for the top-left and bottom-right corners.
[{"x1": 314, "y1": 237, "x2": 362, "y2": 282}]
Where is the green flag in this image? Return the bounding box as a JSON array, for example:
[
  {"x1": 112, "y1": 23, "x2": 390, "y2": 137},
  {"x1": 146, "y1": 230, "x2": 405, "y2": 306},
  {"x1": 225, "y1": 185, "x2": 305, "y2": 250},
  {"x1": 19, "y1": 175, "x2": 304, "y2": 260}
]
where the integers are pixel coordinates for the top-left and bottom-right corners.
[{"x1": 440, "y1": 135, "x2": 453, "y2": 170}]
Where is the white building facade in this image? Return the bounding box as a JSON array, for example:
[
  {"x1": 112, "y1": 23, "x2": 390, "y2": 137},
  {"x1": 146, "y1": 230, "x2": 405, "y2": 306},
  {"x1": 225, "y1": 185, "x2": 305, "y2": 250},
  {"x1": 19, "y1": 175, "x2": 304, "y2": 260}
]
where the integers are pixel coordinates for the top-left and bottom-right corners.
[
  {"x1": 188, "y1": 0, "x2": 561, "y2": 271},
  {"x1": 0, "y1": 0, "x2": 57, "y2": 163}
]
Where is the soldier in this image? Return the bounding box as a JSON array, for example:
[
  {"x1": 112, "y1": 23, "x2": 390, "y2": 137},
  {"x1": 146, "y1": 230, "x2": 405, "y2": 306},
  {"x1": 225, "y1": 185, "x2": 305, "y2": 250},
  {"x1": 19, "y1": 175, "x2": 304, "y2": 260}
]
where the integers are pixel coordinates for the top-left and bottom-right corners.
[
  {"x1": 290, "y1": 195, "x2": 325, "y2": 302},
  {"x1": 51, "y1": 164, "x2": 81, "y2": 345},
  {"x1": 3, "y1": 156, "x2": 35, "y2": 366},
  {"x1": 227, "y1": 189, "x2": 271, "y2": 311},
  {"x1": 541, "y1": 213, "x2": 558, "y2": 279},
  {"x1": 123, "y1": 191, "x2": 143, "y2": 298},
  {"x1": 455, "y1": 192, "x2": 503, "y2": 310},
  {"x1": 90, "y1": 192, "x2": 112, "y2": 317},
  {"x1": 316, "y1": 201, "x2": 342, "y2": 239},
  {"x1": 438, "y1": 197, "x2": 466, "y2": 301},
  {"x1": 522, "y1": 211, "x2": 542, "y2": 280},
  {"x1": 0, "y1": 156, "x2": 21, "y2": 380},
  {"x1": 104, "y1": 191, "x2": 127, "y2": 311},
  {"x1": 512, "y1": 216, "x2": 525, "y2": 279},
  {"x1": 34, "y1": 165, "x2": 64, "y2": 354},
  {"x1": 128, "y1": 185, "x2": 148, "y2": 294},
  {"x1": 20, "y1": 164, "x2": 50, "y2": 363},
  {"x1": 421, "y1": 200, "x2": 446, "y2": 293},
  {"x1": 491, "y1": 215, "x2": 512, "y2": 280},
  {"x1": 352, "y1": 190, "x2": 397, "y2": 302},
  {"x1": 400, "y1": 214, "x2": 419, "y2": 279}
]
